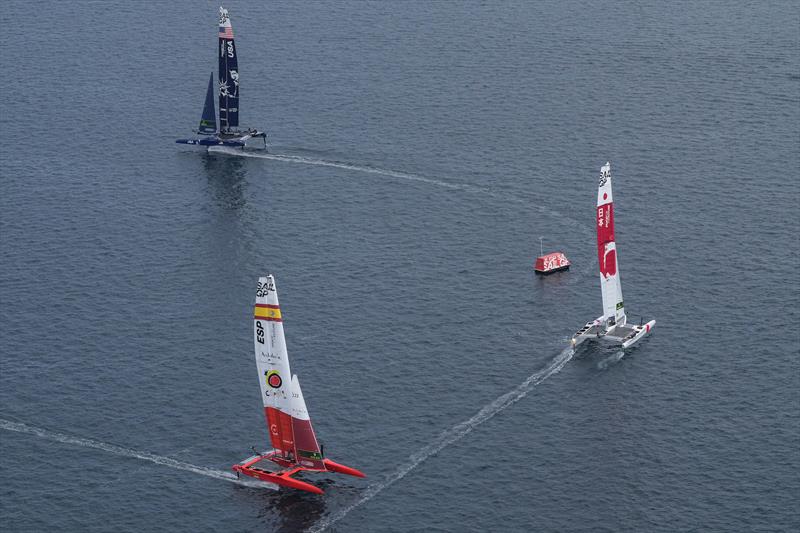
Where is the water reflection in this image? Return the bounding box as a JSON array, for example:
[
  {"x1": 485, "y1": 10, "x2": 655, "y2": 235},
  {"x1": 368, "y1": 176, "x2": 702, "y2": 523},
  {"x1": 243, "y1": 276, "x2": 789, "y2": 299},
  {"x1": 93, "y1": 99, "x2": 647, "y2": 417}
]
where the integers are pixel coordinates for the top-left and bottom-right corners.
[
  {"x1": 533, "y1": 269, "x2": 572, "y2": 290},
  {"x1": 235, "y1": 479, "x2": 329, "y2": 532},
  {"x1": 202, "y1": 151, "x2": 248, "y2": 211},
  {"x1": 232, "y1": 474, "x2": 370, "y2": 532}
]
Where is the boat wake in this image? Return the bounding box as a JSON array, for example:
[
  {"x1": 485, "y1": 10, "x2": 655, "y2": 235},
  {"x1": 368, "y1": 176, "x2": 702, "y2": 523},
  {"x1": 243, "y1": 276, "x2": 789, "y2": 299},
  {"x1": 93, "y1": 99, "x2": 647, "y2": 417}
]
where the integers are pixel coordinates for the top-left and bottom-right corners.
[
  {"x1": 0, "y1": 418, "x2": 276, "y2": 489},
  {"x1": 211, "y1": 146, "x2": 476, "y2": 191},
  {"x1": 209, "y1": 147, "x2": 590, "y2": 235},
  {"x1": 596, "y1": 349, "x2": 626, "y2": 370},
  {"x1": 308, "y1": 346, "x2": 575, "y2": 533}
]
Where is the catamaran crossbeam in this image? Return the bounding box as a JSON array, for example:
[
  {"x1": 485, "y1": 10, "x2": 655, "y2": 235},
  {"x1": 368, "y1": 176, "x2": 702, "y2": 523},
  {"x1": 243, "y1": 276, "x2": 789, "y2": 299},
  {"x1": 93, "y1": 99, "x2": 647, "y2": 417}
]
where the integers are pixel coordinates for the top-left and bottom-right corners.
[{"x1": 570, "y1": 162, "x2": 655, "y2": 350}]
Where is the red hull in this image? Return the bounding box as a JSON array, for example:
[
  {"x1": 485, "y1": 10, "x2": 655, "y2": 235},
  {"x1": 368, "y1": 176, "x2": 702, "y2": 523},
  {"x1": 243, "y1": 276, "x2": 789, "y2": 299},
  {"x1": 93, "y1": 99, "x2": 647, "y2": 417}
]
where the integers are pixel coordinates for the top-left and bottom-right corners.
[
  {"x1": 234, "y1": 464, "x2": 325, "y2": 494},
  {"x1": 233, "y1": 452, "x2": 365, "y2": 495},
  {"x1": 323, "y1": 458, "x2": 366, "y2": 478}
]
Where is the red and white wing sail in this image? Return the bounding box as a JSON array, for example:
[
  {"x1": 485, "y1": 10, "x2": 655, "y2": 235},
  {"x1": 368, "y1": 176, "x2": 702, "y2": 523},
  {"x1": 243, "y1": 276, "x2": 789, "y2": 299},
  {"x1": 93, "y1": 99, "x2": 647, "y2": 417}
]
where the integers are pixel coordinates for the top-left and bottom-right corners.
[
  {"x1": 596, "y1": 162, "x2": 626, "y2": 325},
  {"x1": 253, "y1": 275, "x2": 295, "y2": 455},
  {"x1": 290, "y1": 375, "x2": 325, "y2": 469}
]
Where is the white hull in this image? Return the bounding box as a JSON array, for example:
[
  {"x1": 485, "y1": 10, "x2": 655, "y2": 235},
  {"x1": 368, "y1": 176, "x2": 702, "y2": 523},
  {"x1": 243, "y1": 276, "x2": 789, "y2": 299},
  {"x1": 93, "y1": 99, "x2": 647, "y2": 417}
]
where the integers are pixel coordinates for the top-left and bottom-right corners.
[{"x1": 572, "y1": 318, "x2": 655, "y2": 349}]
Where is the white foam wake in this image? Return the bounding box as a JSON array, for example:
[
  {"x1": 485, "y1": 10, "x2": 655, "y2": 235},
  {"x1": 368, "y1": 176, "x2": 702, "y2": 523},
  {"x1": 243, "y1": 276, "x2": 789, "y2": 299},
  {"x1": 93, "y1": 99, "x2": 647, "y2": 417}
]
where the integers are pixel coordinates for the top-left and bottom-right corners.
[
  {"x1": 211, "y1": 146, "x2": 473, "y2": 191},
  {"x1": 0, "y1": 419, "x2": 276, "y2": 489},
  {"x1": 210, "y1": 147, "x2": 589, "y2": 235},
  {"x1": 308, "y1": 347, "x2": 575, "y2": 532}
]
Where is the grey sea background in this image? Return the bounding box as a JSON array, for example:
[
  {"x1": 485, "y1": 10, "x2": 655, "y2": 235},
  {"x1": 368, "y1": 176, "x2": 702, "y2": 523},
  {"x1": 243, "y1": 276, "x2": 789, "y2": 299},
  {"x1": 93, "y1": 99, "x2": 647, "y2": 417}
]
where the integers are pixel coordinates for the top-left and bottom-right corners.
[{"x1": 1, "y1": 1, "x2": 798, "y2": 531}]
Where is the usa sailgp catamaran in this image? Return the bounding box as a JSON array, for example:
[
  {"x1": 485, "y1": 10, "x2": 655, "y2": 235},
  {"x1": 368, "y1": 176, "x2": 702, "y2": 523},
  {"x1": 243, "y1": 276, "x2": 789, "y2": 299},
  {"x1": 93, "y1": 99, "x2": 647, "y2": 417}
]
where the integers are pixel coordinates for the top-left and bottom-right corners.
[
  {"x1": 571, "y1": 163, "x2": 655, "y2": 349},
  {"x1": 176, "y1": 7, "x2": 267, "y2": 149},
  {"x1": 233, "y1": 275, "x2": 365, "y2": 494}
]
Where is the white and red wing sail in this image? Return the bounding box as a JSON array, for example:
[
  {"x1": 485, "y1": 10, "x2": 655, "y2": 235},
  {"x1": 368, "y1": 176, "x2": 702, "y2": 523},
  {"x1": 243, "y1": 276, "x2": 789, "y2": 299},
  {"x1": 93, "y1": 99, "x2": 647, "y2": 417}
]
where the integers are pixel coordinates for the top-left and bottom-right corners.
[
  {"x1": 596, "y1": 162, "x2": 626, "y2": 326},
  {"x1": 253, "y1": 275, "x2": 295, "y2": 456},
  {"x1": 290, "y1": 375, "x2": 325, "y2": 469},
  {"x1": 236, "y1": 274, "x2": 366, "y2": 491}
]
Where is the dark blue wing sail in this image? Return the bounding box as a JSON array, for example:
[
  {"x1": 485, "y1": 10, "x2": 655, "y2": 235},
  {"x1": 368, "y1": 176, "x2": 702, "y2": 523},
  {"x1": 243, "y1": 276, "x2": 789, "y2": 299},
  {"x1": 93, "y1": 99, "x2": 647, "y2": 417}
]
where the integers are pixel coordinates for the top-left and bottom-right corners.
[
  {"x1": 198, "y1": 72, "x2": 218, "y2": 135},
  {"x1": 218, "y1": 7, "x2": 239, "y2": 131}
]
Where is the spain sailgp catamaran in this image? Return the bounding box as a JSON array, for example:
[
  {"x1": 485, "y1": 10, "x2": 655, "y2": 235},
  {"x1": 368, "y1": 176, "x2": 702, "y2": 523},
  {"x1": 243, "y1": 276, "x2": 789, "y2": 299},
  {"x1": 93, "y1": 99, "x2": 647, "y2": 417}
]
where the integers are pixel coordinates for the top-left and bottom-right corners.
[
  {"x1": 176, "y1": 7, "x2": 266, "y2": 149},
  {"x1": 571, "y1": 162, "x2": 656, "y2": 349},
  {"x1": 233, "y1": 275, "x2": 365, "y2": 494}
]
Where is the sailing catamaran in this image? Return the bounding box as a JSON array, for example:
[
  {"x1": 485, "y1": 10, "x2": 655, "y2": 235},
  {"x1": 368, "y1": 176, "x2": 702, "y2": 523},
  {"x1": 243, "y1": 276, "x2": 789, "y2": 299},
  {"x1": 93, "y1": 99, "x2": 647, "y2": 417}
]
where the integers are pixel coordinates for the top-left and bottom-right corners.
[
  {"x1": 176, "y1": 7, "x2": 267, "y2": 149},
  {"x1": 233, "y1": 275, "x2": 365, "y2": 494},
  {"x1": 571, "y1": 162, "x2": 656, "y2": 349}
]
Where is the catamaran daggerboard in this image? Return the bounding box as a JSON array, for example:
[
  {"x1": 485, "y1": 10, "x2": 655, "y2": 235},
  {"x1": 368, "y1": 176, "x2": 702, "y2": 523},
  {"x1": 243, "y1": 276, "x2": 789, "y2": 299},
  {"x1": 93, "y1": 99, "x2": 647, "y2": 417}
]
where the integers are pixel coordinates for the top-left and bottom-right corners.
[
  {"x1": 571, "y1": 162, "x2": 656, "y2": 349},
  {"x1": 176, "y1": 7, "x2": 267, "y2": 149},
  {"x1": 233, "y1": 275, "x2": 365, "y2": 494}
]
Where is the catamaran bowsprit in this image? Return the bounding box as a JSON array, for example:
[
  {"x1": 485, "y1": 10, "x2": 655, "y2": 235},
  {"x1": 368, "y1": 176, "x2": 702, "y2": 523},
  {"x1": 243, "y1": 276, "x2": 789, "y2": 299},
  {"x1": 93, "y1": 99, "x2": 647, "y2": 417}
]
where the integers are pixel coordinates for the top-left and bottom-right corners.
[
  {"x1": 176, "y1": 7, "x2": 267, "y2": 150},
  {"x1": 571, "y1": 162, "x2": 656, "y2": 349},
  {"x1": 233, "y1": 275, "x2": 365, "y2": 494}
]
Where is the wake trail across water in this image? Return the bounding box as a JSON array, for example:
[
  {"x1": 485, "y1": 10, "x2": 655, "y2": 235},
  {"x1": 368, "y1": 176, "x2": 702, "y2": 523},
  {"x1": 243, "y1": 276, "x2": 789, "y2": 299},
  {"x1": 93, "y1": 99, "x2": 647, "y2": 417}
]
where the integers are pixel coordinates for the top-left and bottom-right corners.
[
  {"x1": 211, "y1": 147, "x2": 591, "y2": 237},
  {"x1": 0, "y1": 419, "x2": 276, "y2": 489},
  {"x1": 212, "y1": 147, "x2": 473, "y2": 191},
  {"x1": 308, "y1": 347, "x2": 575, "y2": 533}
]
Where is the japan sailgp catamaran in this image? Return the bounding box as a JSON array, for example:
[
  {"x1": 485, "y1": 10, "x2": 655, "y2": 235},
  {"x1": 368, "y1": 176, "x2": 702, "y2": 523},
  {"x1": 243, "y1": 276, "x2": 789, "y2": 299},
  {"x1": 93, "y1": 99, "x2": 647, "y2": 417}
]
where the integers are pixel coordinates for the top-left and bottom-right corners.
[
  {"x1": 176, "y1": 7, "x2": 266, "y2": 149},
  {"x1": 571, "y1": 162, "x2": 656, "y2": 349},
  {"x1": 233, "y1": 275, "x2": 365, "y2": 494}
]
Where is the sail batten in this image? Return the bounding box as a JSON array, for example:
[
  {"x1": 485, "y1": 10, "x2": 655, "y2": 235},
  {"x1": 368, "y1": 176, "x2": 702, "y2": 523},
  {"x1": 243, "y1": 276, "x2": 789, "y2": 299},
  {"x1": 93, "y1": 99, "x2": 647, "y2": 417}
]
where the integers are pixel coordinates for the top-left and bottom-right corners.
[{"x1": 218, "y1": 7, "x2": 239, "y2": 130}]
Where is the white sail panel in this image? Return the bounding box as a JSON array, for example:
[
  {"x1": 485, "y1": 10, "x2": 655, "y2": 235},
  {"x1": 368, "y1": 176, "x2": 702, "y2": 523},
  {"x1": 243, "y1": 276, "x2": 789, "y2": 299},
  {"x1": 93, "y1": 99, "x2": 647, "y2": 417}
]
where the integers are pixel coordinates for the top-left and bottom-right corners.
[
  {"x1": 253, "y1": 275, "x2": 296, "y2": 454},
  {"x1": 254, "y1": 275, "x2": 292, "y2": 413},
  {"x1": 290, "y1": 375, "x2": 311, "y2": 421}
]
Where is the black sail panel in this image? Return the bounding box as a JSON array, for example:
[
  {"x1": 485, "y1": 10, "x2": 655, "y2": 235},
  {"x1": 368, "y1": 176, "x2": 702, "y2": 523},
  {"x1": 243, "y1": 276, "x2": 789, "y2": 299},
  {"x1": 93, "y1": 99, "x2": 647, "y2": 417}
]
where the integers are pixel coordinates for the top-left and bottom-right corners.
[
  {"x1": 218, "y1": 7, "x2": 239, "y2": 130},
  {"x1": 198, "y1": 72, "x2": 218, "y2": 135}
]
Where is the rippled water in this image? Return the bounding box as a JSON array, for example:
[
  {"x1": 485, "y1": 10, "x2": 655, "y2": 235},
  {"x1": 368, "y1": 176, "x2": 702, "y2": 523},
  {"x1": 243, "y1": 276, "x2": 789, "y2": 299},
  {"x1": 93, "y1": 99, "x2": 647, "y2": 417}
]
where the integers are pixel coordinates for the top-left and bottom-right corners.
[{"x1": 2, "y1": 1, "x2": 798, "y2": 531}]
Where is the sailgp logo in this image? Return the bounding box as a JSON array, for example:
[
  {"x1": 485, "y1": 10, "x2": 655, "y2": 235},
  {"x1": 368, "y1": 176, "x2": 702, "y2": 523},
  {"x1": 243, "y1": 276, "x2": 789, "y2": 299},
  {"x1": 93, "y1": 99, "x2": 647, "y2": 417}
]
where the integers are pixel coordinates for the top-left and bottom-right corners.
[
  {"x1": 599, "y1": 164, "x2": 610, "y2": 187},
  {"x1": 256, "y1": 279, "x2": 275, "y2": 297}
]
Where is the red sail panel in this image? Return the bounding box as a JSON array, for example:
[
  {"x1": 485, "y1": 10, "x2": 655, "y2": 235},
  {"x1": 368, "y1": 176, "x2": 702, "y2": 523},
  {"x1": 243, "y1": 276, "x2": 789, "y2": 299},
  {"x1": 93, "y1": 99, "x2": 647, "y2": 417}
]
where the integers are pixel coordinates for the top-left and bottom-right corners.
[
  {"x1": 596, "y1": 202, "x2": 615, "y2": 277},
  {"x1": 292, "y1": 417, "x2": 325, "y2": 470},
  {"x1": 265, "y1": 406, "x2": 295, "y2": 455}
]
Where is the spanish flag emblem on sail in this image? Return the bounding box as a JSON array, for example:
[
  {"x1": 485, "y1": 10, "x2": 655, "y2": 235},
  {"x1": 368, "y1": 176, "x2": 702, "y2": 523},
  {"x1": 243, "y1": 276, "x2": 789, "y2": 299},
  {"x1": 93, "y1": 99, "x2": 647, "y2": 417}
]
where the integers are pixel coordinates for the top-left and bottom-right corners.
[{"x1": 254, "y1": 304, "x2": 281, "y2": 322}]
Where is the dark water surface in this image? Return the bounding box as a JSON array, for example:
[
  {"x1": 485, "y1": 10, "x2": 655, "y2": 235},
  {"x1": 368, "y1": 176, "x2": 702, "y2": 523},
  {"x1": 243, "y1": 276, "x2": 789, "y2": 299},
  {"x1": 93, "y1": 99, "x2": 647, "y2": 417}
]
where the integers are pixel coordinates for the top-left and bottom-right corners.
[{"x1": 2, "y1": 1, "x2": 798, "y2": 531}]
